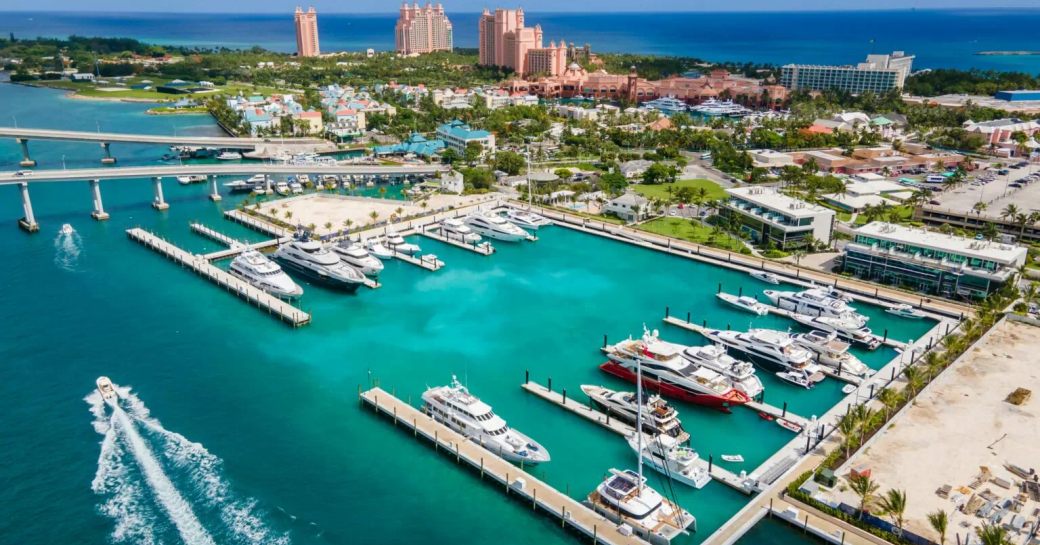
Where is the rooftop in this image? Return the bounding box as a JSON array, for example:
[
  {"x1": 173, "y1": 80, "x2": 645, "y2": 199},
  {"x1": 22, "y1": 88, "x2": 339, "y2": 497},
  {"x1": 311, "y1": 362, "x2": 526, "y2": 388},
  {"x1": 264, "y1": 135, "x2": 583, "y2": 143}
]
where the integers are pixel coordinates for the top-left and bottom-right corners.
[
  {"x1": 726, "y1": 186, "x2": 835, "y2": 219},
  {"x1": 852, "y1": 222, "x2": 1027, "y2": 264}
]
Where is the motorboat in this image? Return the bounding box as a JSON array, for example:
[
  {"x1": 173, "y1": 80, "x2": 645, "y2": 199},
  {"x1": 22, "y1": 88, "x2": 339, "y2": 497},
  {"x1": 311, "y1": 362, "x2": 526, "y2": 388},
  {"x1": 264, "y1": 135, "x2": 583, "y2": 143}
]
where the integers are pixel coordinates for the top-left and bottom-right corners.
[
  {"x1": 601, "y1": 328, "x2": 750, "y2": 411},
  {"x1": 272, "y1": 237, "x2": 366, "y2": 293},
  {"x1": 763, "y1": 288, "x2": 867, "y2": 324},
  {"x1": 465, "y1": 212, "x2": 529, "y2": 242},
  {"x1": 289, "y1": 180, "x2": 304, "y2": 194},
  {"x1": 60, "y1": 223, "x2": 75, "y2": 236},
  {"x1": 749, "y1": 271, "x2": 780, "y2": 285},
  {"x1": 791, "y1": 330, "x2": 872, "y2": 377},
  {"x1": 274, "y1": 181, "x2": 291, "y2": 196},
  {"x1": 331, "y1": 241, "x2": 384, "y2": 276},
  {"x1": 629, "y1": 432, "x2": 712, "y2": 489},
  {"x1": 580, "y1": 385, "x2": 689, "y2": 442},
  {"x1": 229, "y1": 249, "x2": 304, "y2": 299},
  {"x1": 842, "y1": 384, "x2": 857, "y2": 395},
  {"x1": 247, "y1": 174, "x2": 269, "y2": 185},
  {"x1": 701, "y1": 327, "x2": 825, "y2": 379},
  {"x1": 721, "y1": 454, "x2": 744, "y2": 463},
  {"x1": 789, "y1": 314, "x2": 880, "y2": 350},
  {"x1": 299, "y1": 174, "x2": 312, "y2": 186},
  {"x1": 812, "y1": 283, "x2": 854, "y2": 303},
  {"x1": 716, "y1": 292, "x2": 769, "y2": 316},
  {"x1": 216, "y1": 151, "x2": 242, "y2": 161},
  {"x1": 679, "y1": 344, "x2": 764, "y2": 400},
  {"x1": 364, "y1": 238, "x2": 394, "y2": 260},
  {"x1": 176, "y1": 174, "x2": 206, "y2": 185},
  {"x1": 422, "y1": 376, "x2": 550, "y2": 465},
  {"x1": 96, "y1": 376, "x2": 118, "y2": 405},
  {"x1": 691, "y1": 98, "x2": 751, "y2": 117},
  {"x1": 384, "y1": 231, "x2": 421, "y2": 255},
  {"x1": 886, "y1": 303, "x2": 926, "y2": 319},
  {"x1": 586, "y1": 468, "x2": 695, "y2": 545},
  {"x1": 439, "y1": 218, "x2": 482, "y2": 244},
  {"x1": 252, "y1": 184, "x2": 268, "y2": 196},
  {"x1": 776, "y1": 370, "x2": 814, "y2": 389},
  {"x1": 224, "y1": 179, "x2": 252, "y2": 193},
  {"x1": 500, "y1": 208, "x2": 552, "y2": 230},
  {"x1": 776, "y1": 417, "x2": 803, "y2": 433}
]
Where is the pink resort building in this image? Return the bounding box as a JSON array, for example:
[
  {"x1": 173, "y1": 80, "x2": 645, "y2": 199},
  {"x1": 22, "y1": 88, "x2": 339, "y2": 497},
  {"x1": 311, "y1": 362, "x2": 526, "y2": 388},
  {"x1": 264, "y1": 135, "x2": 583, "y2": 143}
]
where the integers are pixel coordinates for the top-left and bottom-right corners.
[
  {"x1": 395, "y1": 3, "x2": 454, "y2": 55},
  {"x1": 478, "y1": 7, "x2": 567, "y2": 77},
  {"x1": 294, "y1": 7, "x2": 320, "y2": 58}
]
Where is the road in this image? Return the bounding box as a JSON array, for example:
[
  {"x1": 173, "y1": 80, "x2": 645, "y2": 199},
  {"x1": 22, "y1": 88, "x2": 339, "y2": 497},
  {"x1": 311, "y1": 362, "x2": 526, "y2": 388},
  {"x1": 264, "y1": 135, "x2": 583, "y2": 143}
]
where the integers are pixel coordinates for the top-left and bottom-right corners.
[{"x1": 1, "y1": 163, "x2": 449, "y2": 185}]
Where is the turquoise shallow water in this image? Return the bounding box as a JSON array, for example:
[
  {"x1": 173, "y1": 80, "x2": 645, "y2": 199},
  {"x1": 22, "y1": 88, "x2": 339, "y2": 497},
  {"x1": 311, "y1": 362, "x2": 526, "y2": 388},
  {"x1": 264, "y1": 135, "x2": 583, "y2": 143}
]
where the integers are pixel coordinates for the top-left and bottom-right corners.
[
  {"x1": 734, "y1": 516, "x2": 830, "y2": 545},
  {"x1": 0, "y1": 82, "x2": 937, "y2": 545}
]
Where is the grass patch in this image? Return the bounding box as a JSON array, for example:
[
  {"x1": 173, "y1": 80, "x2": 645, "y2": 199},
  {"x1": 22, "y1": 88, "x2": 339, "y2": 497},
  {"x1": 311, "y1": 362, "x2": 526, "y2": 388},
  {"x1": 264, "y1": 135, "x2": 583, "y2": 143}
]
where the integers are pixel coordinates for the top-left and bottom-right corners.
[
  {"x1": 631, "y1": 178, "x2": 726, "y2": 202},
  {"x1": 544, "y1": 205, "x2": 626, "y2": 224},
  {"x1": 855, "y1": 205, "x2": 914, "y2": 226},
  {"x1": 636, "y1": 217, "x2": 745, "y2": 252}
]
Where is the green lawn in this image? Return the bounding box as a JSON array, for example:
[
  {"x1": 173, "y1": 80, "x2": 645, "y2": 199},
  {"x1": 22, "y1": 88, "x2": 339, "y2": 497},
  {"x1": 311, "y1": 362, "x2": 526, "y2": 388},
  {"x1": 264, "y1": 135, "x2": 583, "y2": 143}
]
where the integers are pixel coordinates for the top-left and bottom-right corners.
[
  {"x1": 631, "y1": 179, "x2": 727, "y2": 202},
  {"x1": 636, "y1": 217, "x2": 745, "y2": 252},
  {"x1": 33, "y1": 79, "x2": 291, "y2": 102},
  {"x1": 855, "y1": 205, "x2": 914, "y2": 226}
]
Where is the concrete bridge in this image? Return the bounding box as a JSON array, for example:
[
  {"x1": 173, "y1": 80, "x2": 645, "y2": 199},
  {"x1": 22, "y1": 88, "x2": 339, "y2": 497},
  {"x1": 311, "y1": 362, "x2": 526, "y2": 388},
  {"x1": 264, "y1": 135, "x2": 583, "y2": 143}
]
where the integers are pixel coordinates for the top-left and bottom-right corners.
[
  {"x1": 8, "y1": 163, "x2": 449, "y2": 233},
  {"x1": 0, "y1": 127, "x2": 335, "y2": 166}
]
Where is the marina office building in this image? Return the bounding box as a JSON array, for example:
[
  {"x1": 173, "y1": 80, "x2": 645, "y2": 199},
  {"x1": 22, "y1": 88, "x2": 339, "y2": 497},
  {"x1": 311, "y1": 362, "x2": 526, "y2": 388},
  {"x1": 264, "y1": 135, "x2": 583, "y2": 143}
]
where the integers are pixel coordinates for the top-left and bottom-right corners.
[
  {"x1": 842, "y1": 222, "x2": 1027, "y2": 298},
  {"x1": 780, "y1": 52, "x2": 914, "y2": 94},
  {"x1": 720, "y1": 187, "x2": 835, "y2": 249}
]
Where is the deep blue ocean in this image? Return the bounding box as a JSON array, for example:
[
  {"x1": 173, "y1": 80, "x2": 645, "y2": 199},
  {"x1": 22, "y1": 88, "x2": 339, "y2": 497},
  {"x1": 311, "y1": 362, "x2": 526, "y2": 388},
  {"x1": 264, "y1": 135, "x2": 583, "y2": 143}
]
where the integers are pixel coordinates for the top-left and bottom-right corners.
[{"x1": 2, "y1": 9, "x2": 1040, "y2": 73}]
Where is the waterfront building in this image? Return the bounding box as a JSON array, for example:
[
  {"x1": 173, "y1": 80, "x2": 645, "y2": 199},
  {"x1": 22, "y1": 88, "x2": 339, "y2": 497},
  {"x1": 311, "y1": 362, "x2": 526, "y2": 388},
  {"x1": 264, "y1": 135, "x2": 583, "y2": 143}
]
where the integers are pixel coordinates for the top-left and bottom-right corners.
[
  {"x1": 292, "y1": 110, "x2": 323, "y2": 134},
  {"x1": 780, "y1": 52, "x2": 914, "y2": 94},
  {"x1": 435, "y1": 120, "x2": 495, "y2": 156},
  {"x1": 791, "y1": 146, "x2": 964, "y2": 176},
  {"x1": 842, "y1": 222, "x2": 1026, "y2": 298},
  {"x1": 294, "y1": 7, "x2": 320, "y2": 58},
  {"x1": 243, "y1": 109, "x2": 275, "y2": 135},
  {"x1": 395, "y1": 3, "x2": 453, "y2": 55},
  {"x1": 603, "y1": 192, "x2": 650, "y2": 222},
  {"x1": 721, "y1": 187, "x2": 835, "y2": 249},
  {"x1": 478, "y1": 8, "x2": 567, "y2": 77},
  {"x1": 373, "y1": 133, "x2": 446, "y2": 158}
]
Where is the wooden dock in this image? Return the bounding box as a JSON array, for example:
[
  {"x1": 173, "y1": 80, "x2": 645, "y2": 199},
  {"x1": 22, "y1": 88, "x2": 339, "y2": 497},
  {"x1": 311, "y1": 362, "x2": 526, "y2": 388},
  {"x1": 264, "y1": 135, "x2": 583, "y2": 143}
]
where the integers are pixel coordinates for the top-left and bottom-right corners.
[
  {"x1": 391, "y1": 249, "x2": 444, "y2": 271},
  {"x1": 126, "y1": 228, "x2": 310, "y2": 327},
  {"x1": 358, "y1": 387, "x2": 650, "y2": 545},
  {"x1": 223, "y1": 209, "x2": 292, "y2": 238},
  {"x1": 418, "y1": 226, "x2": 496, "y2": 255},
  {"x1": 190, "y1": 222, "x2": 240, "y2": 248}
]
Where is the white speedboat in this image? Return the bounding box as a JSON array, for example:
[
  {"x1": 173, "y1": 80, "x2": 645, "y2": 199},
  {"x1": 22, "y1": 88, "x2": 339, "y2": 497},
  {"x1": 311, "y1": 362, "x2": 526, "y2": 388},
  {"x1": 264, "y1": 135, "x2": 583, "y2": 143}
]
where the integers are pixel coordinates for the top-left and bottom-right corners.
[
  {"x1": 96, "y1": 376, "x2": 118, "y2": 405},
  {"x1": 216, "y1": 151, "x2": 242, "y2": 161},
  {"x1": 789, "y1": 314, "x2": 880, "y2": 350},
  {"x1": 721, "y1": 454, "x2": 744, "y2": 463},
  {"x1": 439, "y1": 218, "x2": 482, "y2": 244},
  {"x1": 422, "y1": 376, "x2": 550, "y2": 465},
  {"x1": 289, "y1": 181, "x2": 304, "y2": 194},
  {"x1": 702, "y1": 327, "x2": 825, "y2": 379},
  {"x1": 465, "y1": 212, "x2": 529, "y2": 242},
  {"x1": 886, "y1": 304, "x2": 926, "y2": 319},
  {"x1": 384, "y1": 231, "x2": 421, "y2": 255},
  {"x1": 749, "y1": 271, "x2": 780, "y2": 284},
  {"x1": 679, "y1": 344, "x2": 764, "y2": 400},
  {"x1": 331, "y1": 241, "x2": 384, "y2": 276},
  {"x1": 586, "y1": 469, "x2": 695, "y2": 545},
  {"x1": 791, "y1": 330, "x2": 872, "y2": 377},
  {"x1": 224, "y1": 179, "x2": 252, "y2": 193},
  {"x1": 716, "y1": 292, "x2": 769, "y2": 316},
  {"x1": 176, "y1": 174, "x2": 206, "y2": 185},
  {"x1": 272, "y1": 237, "x2": 366, "y2": 293},
  {"x1": 501, "y1": 208, "x2": 551, "y2": 230},
  {"x1": 764, "y1": 288, "x2": 867, "y2": 324},
  {"x1": 776, "y1": 370, "x2": 814, "y2": 389},
  {"x1": 252, "y1": 184, "x2": 268, "y2": 195},
  {"x1": 298, "y1": 174, "x2": 312, "y2": 186},
  {"x1": 580, "y1": 385, "x2": 689, "y2": 442},
  {"x1": 60, "y1": 223, "x2": 75, "y2": 236},
  {"x1": 274, "y1": 181, "x2": 291, "y2": 196},
  {"x1": 629, "y1": 432, "x2": 712, "y2": 489},
  {"x1": 229, "y1": 249, "x2": 304, "y2": 299},
  {"x1": 364, "y1": 238, "x2": 394, "y2": 260}
]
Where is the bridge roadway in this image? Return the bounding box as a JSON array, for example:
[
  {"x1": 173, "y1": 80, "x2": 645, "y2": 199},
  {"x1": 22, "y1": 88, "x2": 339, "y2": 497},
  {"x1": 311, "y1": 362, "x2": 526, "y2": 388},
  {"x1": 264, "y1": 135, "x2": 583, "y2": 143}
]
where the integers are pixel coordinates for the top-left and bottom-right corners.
[
  {"x1": 0, "y1": 127, "x2": 325, "y2": 148},
  {"x1": 0, "y1": 163, "x2": 448, "y2": 185}
]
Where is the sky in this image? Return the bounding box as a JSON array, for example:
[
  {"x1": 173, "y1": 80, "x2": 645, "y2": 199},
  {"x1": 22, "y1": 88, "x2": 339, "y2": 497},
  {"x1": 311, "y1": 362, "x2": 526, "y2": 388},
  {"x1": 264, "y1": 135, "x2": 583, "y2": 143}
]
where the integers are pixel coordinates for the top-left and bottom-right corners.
[{"x1": 6, "y1": 0, "x2": 1040, "y2": 12}]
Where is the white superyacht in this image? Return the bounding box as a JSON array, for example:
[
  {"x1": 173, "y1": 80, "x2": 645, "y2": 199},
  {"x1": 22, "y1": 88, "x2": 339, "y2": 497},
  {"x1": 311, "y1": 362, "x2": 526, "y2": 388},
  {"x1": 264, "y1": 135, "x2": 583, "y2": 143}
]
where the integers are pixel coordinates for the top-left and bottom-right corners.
[
  {"x1": 229, "y1": 248, "x2": 304, "y2": 299},
  {"x1": 272, "y1": 237, "x2": 366, "y2": 293},
  {"x1": 763, "y1": 288, "x2": 867, "y2": 324},
  {"x1": 439, "y1": 218, "x2": 482, "y2": 244},
  {"x1": 465, "y1": 212, "x2": 530, "y2": 241},
  {"x1": 702, "y1": 327, "x2": 825, "y2": 379},
  {"x1": 331, "y1": 242, "x2": 384, "y2": 276},
  {"x1": 791, "y1": 330, "x2": 872, "y2": 377}
]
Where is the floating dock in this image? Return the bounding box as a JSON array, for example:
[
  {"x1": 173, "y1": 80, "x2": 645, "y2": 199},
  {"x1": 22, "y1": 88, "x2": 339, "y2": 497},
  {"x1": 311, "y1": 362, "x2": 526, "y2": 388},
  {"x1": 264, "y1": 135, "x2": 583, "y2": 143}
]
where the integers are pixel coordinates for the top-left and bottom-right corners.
[
  {"x1": 419, "y1": 226, "x2": 495, "y2": 255},
  {"x1": 190, "y1": 222, "x2": 239, "y2": 248},
  {"x1": 390, "y1": 250, "x2": 444, "y2": 271},
  {"x1": 358, "y1": 387, "x2": 650, "y2": 545},
  {"x1": 126, "y1": 228, "x2": 310, "y2": 327}
]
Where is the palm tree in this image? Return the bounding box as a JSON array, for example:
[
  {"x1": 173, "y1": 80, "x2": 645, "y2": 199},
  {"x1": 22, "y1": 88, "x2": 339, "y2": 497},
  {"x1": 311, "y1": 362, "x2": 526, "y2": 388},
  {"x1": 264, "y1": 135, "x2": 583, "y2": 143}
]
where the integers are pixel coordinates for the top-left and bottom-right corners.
[
  {"x1": 973, "y1": 201, "x2": 988, "y2": 216},
  {"x1": 324, "y1": 221, "x2": 333, "y2": 231},
  {"x1": 837, "y1": 412, "x2": 860, "y2": 459},
  {"x1": 395, "y1": 206, "x2": 404, "y2": 218},
  {"x1": 903, "y1": 366, "x2": 923, "y2": 396},
  {"x1": 284, "y1": 210, "x2": 293, "y2": 219},
  {"x1": 848, "y1": 473, "x2": 879, "y2": 519},
  {"x1": 975, "y1": 523, "x2": 1013, "y2": 545},
  {"x1": 378, "y1": 186, "x2": 388, "y2": 199},
  {"x1": 1001, "y1": 204, "x2": 1020, "y2": 223},
  {"x1": 877, "y1": 489, "x2": 908, "y2": 532},
  {"x1": 877, "y1": 387, "x2": 902, "y2": 420},
  {"x1": 927, "y1": 509, "x2": 949, "y2": 545},
  {"x1": 369, "y1": 211, "x2": 380, "y2": 224}
]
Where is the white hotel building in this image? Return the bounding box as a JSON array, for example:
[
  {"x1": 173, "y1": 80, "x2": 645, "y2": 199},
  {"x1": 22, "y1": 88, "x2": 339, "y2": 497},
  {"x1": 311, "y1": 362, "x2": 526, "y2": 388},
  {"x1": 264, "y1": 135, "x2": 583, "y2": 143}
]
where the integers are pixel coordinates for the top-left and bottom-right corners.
[{"x1": 720, "y1": 187, "x2": 835, "y2": 249}]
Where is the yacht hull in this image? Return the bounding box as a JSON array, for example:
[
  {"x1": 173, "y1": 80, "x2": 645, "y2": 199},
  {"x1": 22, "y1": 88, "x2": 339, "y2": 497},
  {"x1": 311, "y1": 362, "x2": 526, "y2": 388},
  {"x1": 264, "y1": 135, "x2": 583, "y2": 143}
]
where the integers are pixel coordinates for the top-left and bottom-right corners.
[
  {"x1": 598, "y1": 362, "x2": 748, "y2": 412},
  {"x1": 275, "y1": 258, "x2": 362, "y2": 293}
]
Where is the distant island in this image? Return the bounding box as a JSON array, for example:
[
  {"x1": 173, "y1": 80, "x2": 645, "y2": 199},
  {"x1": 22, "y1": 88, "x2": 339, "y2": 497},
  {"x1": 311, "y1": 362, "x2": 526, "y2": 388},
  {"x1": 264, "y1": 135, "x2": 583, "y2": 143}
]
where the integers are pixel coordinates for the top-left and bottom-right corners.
[{"x1": 976, "y1": 50, "x2": 1040, "y2": 56}]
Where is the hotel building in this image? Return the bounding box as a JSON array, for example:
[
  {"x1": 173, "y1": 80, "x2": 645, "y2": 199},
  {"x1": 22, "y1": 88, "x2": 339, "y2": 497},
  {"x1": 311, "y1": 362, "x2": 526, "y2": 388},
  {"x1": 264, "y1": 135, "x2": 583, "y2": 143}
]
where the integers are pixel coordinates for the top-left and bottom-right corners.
[
  {"x1": 478, "y1": 8, "x2": 567, "y2": 77},
  {"x1": 842, "y1": 222, "x2": 1026, "y2": 298},
  {"x1": 435, "y1": 120, "x2": 496, "y2": 157},
  {"x1": 395, "y1": 3, "x2": 453, "y2": 55},
  {"x1": 294, "y1": 7, "x2": 320, "y2": 58},
  {"x1": 720, "y1": 187, "x2": 835, "y2": 249},
  {"x1": 780, "y1": 52, "x2": 914, "y2": 95}
]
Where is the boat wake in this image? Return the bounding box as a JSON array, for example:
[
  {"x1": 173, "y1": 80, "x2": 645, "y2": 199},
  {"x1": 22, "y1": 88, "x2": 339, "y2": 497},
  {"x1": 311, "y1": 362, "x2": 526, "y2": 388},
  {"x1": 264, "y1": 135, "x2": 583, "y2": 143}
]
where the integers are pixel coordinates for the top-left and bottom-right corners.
[
  {"x1": 87, "y1": 385, "x2": 290, "y2": 545},
  {"x1": 54, "y1": 228, "x2": 82, "y2": 271}
]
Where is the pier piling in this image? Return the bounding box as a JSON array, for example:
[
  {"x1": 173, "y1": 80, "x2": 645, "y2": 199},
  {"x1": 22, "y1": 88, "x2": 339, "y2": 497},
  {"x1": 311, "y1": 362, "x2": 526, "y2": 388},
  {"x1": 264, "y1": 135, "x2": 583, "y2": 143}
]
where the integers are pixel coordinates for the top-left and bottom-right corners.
[
  {"x1": 16, "y1": 138, "x2": 35, "y2": 167},
  {"x1": 17, "y1": 182, "x2": 38, "y2": 233},
  {"x1": 100, "y1": 142, "x2": 116, "y2": 164},
  {"x1": 151, "y1": 177, "x2": 169, "y2": 211},
  {"x1": 208, "y1": 175, "x2": 222, "y2": 202},
  {"x1": 782, "y1": 402, "x2": 788, "y2": 418},
  {"x1": 89, "y1": 179, "x2": 109, "y2": 221}
]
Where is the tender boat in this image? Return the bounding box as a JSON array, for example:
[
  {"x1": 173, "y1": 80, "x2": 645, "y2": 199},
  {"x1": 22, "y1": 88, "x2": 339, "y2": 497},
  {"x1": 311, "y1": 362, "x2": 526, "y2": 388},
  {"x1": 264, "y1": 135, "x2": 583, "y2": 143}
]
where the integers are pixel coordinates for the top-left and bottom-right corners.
[
  {"x1": 364, "y1": 238, "x2": 394, "y2": 260},
  {"x1": 842, "y1": 384, "x2": 858, "y2": 395},
  {"x1": 252, "y1": 184, "x2": 268, "y2": 195},
  {"x1": 289, "y1": 181, "x2": 304, "y2": 194},
  {"x1": 331, "y1": 241, "x2": 384, "y2": 276},
  {"x1": 465, "y1": 212, "x2": 529, "y2": 242},
  {"x1": 229, "y1": 248, "x2": 304, "y2": 299},
  {"x1": 422, "y1": 376, "x2": 550, "y2": 465},
  {"x1": 679, "y1": 344, "x2": 764, "y2": 400},
  {"x1": 886, "y1": 304, "x2": 926, "y2": 319},
  {"x1": 439, "y1": 218, "x2": 482, "y2": 244},
  {"x1": 749, "y1": 271, "x2": 780, "y2": 284},
  {"x1": 789, "y1": 314, "x2": 880, "y2": 350},
  {"x1": 501, "y1": 208, "x2": 552, "y2": 230},
  {"x1": 791, "y1": 329, "x2": 872, "y2": 377},
  {"x1": 299, "y1": 174, "x2": 312, "y2": 186},
  {"x1": 629, "y1": 432, "x2": 712, "y2": 489},
  {"x1": 716, "y1": 292, "x2": 769, "y2": 316},
  {"x1": 60, "y1": 223, "x2": 75, "y2": 236},
  {"x1": 763, "y1": 288, "x2": 867, "y2": 324},
  {"x1": 224, "y1": 179, "x2": 252, "y2": 193},
  {"x1": 580, "y1": 385, "x2": 689, "y2": 442},
  {"x1": 96, "y1": 376, "x2": 118, "y2": 405},
  {"x1": 384, "y1": 231, "x2": 421, "y2": 255},
  {"x1": 721, "y1": 454, "x2": 744, "y2": 463},
  {"x1": 272, "y1": 236, "x2": 366, "y2": 292},
  {"x1": 701, "y1": 327, "x2": 826, "y2": 380},
  {"x1": 176, "y1": 174, "x2": 206, "y2": 185},
  {"x1": 216, "y1": 151, "x2": 242, "y2": 161},
  {"x1": 776, "y1": 370, "x2": 814, "y2": 389},
  {"x1": 601, "y1": 328, "x2": 750, "y2": 411},
  {"x1": 274, "y1": 181, "x2": 291, "y2": 196},
  {"x1": 776, "y1": 417, "x2": 803, "y2": 433}
]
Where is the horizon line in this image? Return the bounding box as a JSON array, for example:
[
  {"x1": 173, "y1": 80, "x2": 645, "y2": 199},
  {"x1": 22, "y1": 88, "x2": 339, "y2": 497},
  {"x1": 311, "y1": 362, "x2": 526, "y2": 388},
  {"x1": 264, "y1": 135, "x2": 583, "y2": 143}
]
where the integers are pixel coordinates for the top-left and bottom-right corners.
[{"x1": 2, "y1": 6, "x2": 1040, "y2": 14}]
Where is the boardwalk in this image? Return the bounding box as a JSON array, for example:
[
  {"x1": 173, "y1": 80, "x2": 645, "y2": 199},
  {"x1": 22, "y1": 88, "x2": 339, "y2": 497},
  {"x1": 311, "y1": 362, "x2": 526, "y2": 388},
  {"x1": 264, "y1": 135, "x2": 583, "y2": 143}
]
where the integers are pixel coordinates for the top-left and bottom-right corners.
[
  {"x1": 359, "y1": 387, "x2": 650, "y2": 545},
  {"x1": 126, "y1": 228, "x2": 310, "y2": 326}
]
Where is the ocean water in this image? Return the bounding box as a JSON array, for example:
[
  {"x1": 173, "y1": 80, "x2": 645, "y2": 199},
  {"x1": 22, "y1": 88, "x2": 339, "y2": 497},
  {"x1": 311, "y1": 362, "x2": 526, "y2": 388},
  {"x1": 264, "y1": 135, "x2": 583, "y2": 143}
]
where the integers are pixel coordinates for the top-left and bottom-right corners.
[
  {"x1": 2, "y1": 9, "x2": 1040, "y2": 73},
  {"x1": 0, "y1": 81, "x2": 937, "y2": 545},
  {"x1": 734, "y1": 516, "x2": 829, "y2": 545}
]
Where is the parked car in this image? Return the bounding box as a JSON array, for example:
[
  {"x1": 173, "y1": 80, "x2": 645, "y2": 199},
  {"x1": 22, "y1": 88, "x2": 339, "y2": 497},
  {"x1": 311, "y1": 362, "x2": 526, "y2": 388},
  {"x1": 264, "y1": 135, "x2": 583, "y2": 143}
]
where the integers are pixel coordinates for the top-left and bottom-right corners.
[{"x1": 14, "y1": 170, "x2": 33, "y2": 176}]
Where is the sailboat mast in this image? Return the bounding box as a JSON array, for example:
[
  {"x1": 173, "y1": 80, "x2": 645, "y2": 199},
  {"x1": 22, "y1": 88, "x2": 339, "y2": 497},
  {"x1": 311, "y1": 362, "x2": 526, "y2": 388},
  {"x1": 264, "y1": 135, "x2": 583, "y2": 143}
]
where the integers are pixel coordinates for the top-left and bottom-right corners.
[{"x1": 636, "y1": 354, "x2": 644, "y2": 492}]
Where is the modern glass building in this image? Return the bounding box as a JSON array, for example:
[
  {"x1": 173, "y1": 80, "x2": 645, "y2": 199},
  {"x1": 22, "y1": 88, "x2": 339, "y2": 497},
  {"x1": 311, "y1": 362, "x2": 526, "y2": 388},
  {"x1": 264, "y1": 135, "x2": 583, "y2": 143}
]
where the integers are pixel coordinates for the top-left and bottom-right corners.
[
  {"x1": 780, "y1": 52, "x2": 914, "y2": 95},
  {"x1": 720, "y1": 187, "x2": 835, "y2": 249},
  {"x1": 842, "y1": 222, "x2": 1027, "y2": 299}
]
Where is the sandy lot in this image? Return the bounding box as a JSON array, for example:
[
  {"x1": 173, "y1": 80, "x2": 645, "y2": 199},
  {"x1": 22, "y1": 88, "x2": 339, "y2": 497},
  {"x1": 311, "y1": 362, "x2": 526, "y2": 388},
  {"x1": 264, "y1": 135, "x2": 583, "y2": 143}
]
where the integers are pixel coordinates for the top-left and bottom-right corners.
[{"x1": 835, "y1": 318, "x2": 1040, "y2": 539}]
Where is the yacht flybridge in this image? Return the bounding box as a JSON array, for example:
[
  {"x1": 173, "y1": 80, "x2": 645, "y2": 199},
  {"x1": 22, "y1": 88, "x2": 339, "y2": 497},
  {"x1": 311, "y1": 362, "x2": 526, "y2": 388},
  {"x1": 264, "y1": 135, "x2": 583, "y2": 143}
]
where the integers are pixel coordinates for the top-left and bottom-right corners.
[
  {"x1": 422, "y1": 376, "x2": 550, "y2": 465},
  {"x1": 789, "y1": 313, "x2": 881, "y2": 350},
  {"x1": 791, "y1": 329, "x2": 872, "y2": 377},
  {"x1": 229, "y1": 248, "x2": 304, "y2": 299},
  {"x1": 580, "y1": 385, "x2": 689, "y2": 442},
  {"x1": 439, "y1": 218, "x2": 482, "y2": 244},
  {"x1": 701, "y1": 327, "x2": 826, "y2": 381},
  {"x1": 272, "y1": 236, "x2": 367, "y2": 293},
  {"x1": 500, "y1": 208, "x2": 552, "y2": 230},
  {"x1": 679, "y1": 344, "x2": 764, "y2": 400},
  {"x1": 763, "y1": 288, "x2": 867, "y2": 325},
  {"x1": 331, "y1": 241, "x2": 384, "y2": 276},
  {"x1": 464, "y1": 212, "x2": 530, "y2": 241}
]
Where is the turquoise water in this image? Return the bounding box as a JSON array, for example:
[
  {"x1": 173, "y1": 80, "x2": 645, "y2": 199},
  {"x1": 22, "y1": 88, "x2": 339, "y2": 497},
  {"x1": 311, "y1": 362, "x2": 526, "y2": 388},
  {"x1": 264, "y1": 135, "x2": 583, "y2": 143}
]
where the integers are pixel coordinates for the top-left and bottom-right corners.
[
  {"x1": 734, "y1": 516, "x2": 830, "y2": 545},
  {"x1": 0, "y1": 82, "x2": 937, "y2": 545}
]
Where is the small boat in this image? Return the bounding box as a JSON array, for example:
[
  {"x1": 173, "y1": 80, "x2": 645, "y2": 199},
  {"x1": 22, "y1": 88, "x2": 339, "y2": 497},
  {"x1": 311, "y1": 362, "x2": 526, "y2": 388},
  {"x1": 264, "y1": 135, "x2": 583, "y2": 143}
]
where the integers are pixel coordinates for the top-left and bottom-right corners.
[
  {"x1": 224, "y1": 179, "x2": 252, "y2": 193},
  {"x1": 750, "y1": 271, "x2": 780, "y2": 285},
  {"x1": 289, "y1": 181, "x2": 304, "y2": 194},
  {"x1": 886, "y1": 304, "x2": 926, "y2": 319},
  {"x1": 274, "y1": 181, "x2": 291, "y2": 196},
  {"x1": 384, "y1": 231, "x2": 421, "y2": 255},
  {"x1": 716, "y1": 292, "x2": 769, "y2": 316},
  {"x1": 776, "y1": 417, "x2": 803, "y2": 433},
  {"x1": 842, "y1": 384, "x2": 857, "y2": 395},
  {"x1": 776, "y1": 370, "x2": 814, "y2": 389},
  {"x1": 60, "y1": 223, "x2": 75, "y2": 236},
  {"x1": 758, "y1": 411, "x2": 775, "y2": 421},
  {"x1": 96, "y1": 376, "x2": 118, "y2": 405},
  {"x1": 364, "y1": 238, "x2": 394, "y2": 260},
  {"x1": 176, "y1": 174, "x2": 206, "y2": 185},
  {"x1": 251, "y1": 184, "x2": 268, "y2": 195},
  {"x1": 720, "y1": 454, "x2": 744, "y2": 463},
  {"x1": 216, "y1": 151, "x2": 242, "y2": 161}
]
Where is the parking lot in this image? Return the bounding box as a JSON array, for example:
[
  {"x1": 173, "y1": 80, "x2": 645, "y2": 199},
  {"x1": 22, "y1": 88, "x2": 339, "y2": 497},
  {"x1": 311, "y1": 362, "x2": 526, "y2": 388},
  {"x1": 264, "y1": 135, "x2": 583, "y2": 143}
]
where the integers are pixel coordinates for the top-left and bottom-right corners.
[{"x1": 931, "y1": 162, "x2": 1040, "y2": 217}]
